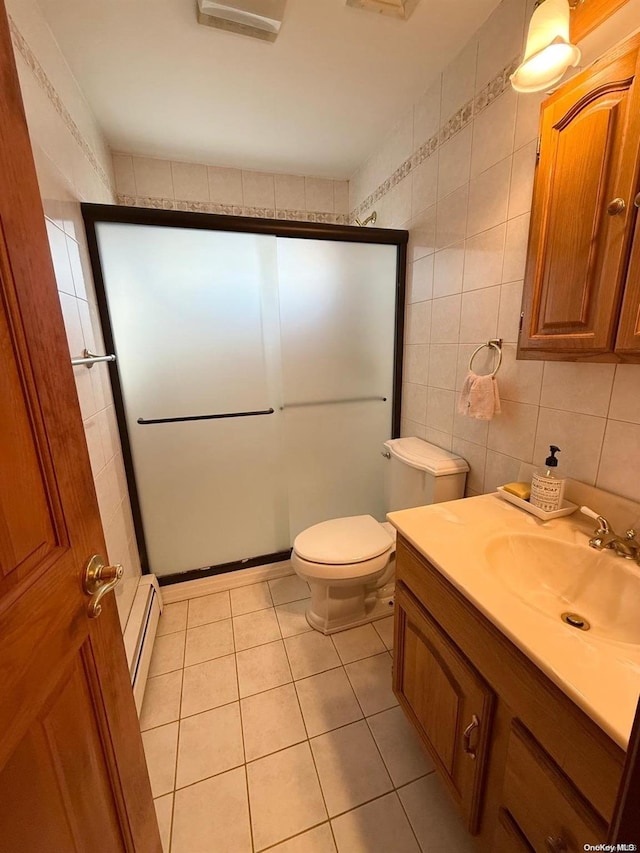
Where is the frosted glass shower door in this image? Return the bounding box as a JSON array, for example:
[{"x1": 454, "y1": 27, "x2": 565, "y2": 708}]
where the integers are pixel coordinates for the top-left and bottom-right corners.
[
  {"x1": 95, "y1": 223, "x2": 288, "y2": 577},
  {"x1": 276, "y1": 238, "x2": 398, "y2": 538}
]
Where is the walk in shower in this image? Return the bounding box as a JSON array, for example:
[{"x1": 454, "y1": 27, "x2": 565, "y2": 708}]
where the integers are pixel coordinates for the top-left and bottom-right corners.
[{"x1": 83, "y1": 206, "x2": 406, "y2": 583}]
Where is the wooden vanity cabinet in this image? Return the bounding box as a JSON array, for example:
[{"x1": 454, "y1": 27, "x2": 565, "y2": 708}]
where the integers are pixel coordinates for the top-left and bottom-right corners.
[
  {"x1": 393, "y1": 536, "x2": 625, "y2": 853},
  {"x1": 518, "y1": 33, "x2": 640, "y2": 362}
]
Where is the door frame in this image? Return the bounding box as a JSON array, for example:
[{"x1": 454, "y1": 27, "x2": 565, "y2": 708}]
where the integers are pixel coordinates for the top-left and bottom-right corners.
[{"x1": 81, "y1": 203, "x2": 408, "y2": 585}]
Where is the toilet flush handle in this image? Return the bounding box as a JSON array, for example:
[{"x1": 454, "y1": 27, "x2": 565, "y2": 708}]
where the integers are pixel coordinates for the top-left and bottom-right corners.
[{"x1": 381, "y1": 450, "x2": 391, "y2": 459}]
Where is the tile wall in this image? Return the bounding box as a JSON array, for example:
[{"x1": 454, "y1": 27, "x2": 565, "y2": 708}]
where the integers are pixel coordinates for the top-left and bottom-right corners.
[
  {"x1": 112, "y1": 153, "x2": 350, "y2": 225},
  {"x1": 7, "y1": 0, "x2": 141, "y2": 627},
  {"x1": 350, "y1": 0, "x2": 640, "y2": 503}
]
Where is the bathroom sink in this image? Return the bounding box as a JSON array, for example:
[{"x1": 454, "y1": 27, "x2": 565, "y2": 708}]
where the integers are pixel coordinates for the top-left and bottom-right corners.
[{"x1": 484, "y1": 533, "x2": 640, "y2": 645}]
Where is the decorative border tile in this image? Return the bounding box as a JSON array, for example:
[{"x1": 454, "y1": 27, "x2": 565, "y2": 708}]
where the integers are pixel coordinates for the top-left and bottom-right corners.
[
  {"x1": 350, "y1": 55, "x2": 521, "y2": 221},
  {"x1": 9, "y1": 16, "x2": 114, "y2": 195},
  {"x1": 117, "y1": 194, "x2": 349, "y2": 225}
]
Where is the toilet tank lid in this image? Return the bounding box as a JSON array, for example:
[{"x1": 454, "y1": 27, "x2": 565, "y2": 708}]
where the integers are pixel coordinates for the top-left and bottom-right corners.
[
  {"x1": 384, "y1": 438, "x2": 469, "y2": 476},
  {"x1": 293, "y1": 515, "x2": 393, "y2": 565}
]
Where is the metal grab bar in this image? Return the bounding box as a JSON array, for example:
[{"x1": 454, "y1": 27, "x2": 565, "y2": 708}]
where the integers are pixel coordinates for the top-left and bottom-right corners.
[
  {"x1": 137, "y1": 408, "x2": 275, "y2": 425},
  {"x1": 281, "y1": 396, "x2": 387, "y2": 410},
  {"x1": 71, "y1": 349, "x2": 117, "y2": 368}
]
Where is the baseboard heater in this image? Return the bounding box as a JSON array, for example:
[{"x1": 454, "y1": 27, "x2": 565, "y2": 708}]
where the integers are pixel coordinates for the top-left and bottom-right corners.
[{"x1": 123, "y1": 575, "x2": 163, "y2": 715}]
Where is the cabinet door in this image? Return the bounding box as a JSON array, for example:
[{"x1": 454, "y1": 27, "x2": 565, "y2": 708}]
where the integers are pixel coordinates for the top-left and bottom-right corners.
[
  {"x1": 393, "y1": 583, "x2": 494, "y2": 833},
  {"x1": 616, "y1": 199, "x2": 640, "y2": 354},
  {"x1": 519, "y1": 36, "x2": 640, "y2": 358},
  {"x1": 493, "y1": 809, "x2": 534, "y2": 853}
]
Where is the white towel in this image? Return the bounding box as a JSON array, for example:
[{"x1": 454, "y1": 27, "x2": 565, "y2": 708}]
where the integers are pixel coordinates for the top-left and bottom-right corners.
[{"x1": 457, "y1": 371, "x2": 501, "y2": 420}]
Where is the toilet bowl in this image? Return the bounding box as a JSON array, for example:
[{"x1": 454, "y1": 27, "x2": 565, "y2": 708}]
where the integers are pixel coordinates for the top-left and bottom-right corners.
[{"x1": 291, "y1": 438, "x2": 469, "y2": 635}]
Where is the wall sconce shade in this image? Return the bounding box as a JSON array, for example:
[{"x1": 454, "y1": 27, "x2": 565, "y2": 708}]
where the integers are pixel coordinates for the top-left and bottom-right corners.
[{"x1": 511, "y1": 0, "x2": 581, "y2": 93}]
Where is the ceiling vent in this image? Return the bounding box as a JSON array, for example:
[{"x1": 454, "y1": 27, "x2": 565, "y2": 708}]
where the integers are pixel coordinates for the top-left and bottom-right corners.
[
  {"x1": 196, "y1": 0, "x2": 286, "y2": 42},
  {"x1": 345, "y1": 0, "x2": 420, "y2": 19}
]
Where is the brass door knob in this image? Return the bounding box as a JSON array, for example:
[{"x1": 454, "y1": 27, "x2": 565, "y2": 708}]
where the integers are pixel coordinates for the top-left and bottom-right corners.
[
  {"x1": 607, "y1": 197, "x2": 626, "y2": 215},
  {"x1": 83, "y1": 554, "x2": 124, "y2": 619}
]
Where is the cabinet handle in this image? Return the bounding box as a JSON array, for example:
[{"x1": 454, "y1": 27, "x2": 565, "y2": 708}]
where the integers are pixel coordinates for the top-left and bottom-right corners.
[
  {"x1": 607, "y1": 197, "x2": 626, "y2": 215},
  {"x1": 545, "y1": 837, "x2": 567, "y2": 853},
  {"x1": 462, "y1": 714, "x2": 479, "y2": 759},
  {"x1": 635, "y1": 193, "x2": 640, "y2": 209}
]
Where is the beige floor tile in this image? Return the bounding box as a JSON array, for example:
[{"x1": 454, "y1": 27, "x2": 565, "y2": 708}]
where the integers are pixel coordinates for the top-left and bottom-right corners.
[
  {"x1": 345, "y1": 653, "x2": 398, "y2": 716},
  {"x1": 181, "y1": 655, "x2": 238, "y2": 718},
  {"x1": 331, "y1": 792, "x2": 420, "y2": 853},
  {"x1": 172, "y1": 767, "x2": 252, "y2": 853},
  {"x1": 148, "y1": 631, "x2": 186, "y2": 677},
  {"x1": 140, "y1": 670, "x2": 183, "y2": 731},
  {"x1": 187, "y1": 591, "x2": 231, "y2": 628},
  {"x1": 184, "y1": 619, "x2": 234, "y2": 667},
  {"x1": 310, "y1": 720, "x2": 392, "y2": 817},
  {"x1": 153, "y1": 794, "x2": 173, "y2": 853},
  {"x1": 247, "y1": 742, "x2": 327, "y2": 851},
  {"x1": 276, "y1": 599, "x2": 312, "y2": 638},
  {"x1": 233, "y1": 608, "x2": 281, "y2": 651},
  {"x1": 142, "y1": 722, "x2": 178, "y2": 797},
  {"x1": 157, "y1": 601, "x2": 188, "y2": 636},
  {"x1": 367, "y1": 706, "x2": 434, "y2": 786},
  {"x1": 268, "y1": 823, "x2": 336, "y2": 852},
  {"x1": 176, "y1": 703, "x2": 244, "y2": 788},
  {"x1": 295, "y1": 668, "x2": 362, "y2": 738},
  {"x1": 331, "y1": 624, "x2": 385, "y2": 664},
  {"x1": 241, "y1": 683, "x2": 307, "y2": 761},
  {"x1": 373, "y1": 616, "x2": 394, "y2": 650},
  {"x1": 236, "y1": 640, "x2": 292, "y2": 698},
  {"x1": 230, "y1": 582, "x2": 273, "y2": 616},
  {"x1": 284, "y1": 632, "x2": 341, "y2": 680},
  {"x1": 398, "y1": 774, "x2": 475, "y2": 852},
  {"x1": 268, "y1": 574, "x2": 310, "y2": 605}
]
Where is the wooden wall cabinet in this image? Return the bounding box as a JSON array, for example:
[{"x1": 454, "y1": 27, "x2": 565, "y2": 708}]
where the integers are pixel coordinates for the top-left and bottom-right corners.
[
  {"x1": 518, "y1": 33, "x2": 640, "y2": 362},
  {"x1": 393, "y1": 536, "x2": 624, "y2": 852}
]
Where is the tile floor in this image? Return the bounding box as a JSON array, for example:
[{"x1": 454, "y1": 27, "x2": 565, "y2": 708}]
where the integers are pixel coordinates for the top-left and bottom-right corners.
[{"x1": 141, "y1": 575, "x2": 475, "y2": 853}]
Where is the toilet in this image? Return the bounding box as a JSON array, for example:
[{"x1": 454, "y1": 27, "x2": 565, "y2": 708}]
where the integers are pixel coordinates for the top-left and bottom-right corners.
[{"x1": 291, "y1": 437, "x2": 469, "y2": 634}]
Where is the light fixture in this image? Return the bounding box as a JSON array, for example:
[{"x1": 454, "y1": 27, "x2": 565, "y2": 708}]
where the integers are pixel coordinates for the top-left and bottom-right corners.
[
  {"x1": 196, "y1": 0, "x2": 286, "y2": 42},
  {"x1": 345, "y1": 0, "x2": 420, "y2": 21},
  {"x1": 510, "y1": 0, "x2": 581, "y2": 93}
]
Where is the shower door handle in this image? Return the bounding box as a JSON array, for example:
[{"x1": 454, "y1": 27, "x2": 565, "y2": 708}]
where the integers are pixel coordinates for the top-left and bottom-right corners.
[{"x1": 137, "y1": 408, "x2": 275, "y2": 425}]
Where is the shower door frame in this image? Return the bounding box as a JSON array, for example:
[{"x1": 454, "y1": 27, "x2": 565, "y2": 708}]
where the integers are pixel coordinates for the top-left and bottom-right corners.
[{"x1": 81, "y1": 203, "x2": 408, "y2": 586}]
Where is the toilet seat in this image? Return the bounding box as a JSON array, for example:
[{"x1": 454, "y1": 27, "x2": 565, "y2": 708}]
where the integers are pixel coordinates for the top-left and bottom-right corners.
[{"x1": 293, "y1": 514, "x2": 393, "y2": 565}]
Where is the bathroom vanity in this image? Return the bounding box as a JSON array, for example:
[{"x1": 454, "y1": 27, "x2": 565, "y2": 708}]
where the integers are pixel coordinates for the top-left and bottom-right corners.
[{"x1": 388, "y1": 495, "x2": 640, "y2": 852}]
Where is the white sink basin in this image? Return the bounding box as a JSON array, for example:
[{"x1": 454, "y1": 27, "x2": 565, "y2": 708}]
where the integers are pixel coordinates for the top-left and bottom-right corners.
[{"x1": 484, "y1": 533, "x2": 640, "y2": 645}]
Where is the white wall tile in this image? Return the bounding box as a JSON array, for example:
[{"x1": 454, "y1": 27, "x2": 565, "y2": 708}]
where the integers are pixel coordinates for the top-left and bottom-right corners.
[
  {"x1": 413, "y1": 77, "x2": 442, "y2": 148},
  {"x1": 425, "y1": 427, "x2": 453, "y2": 450},
  {"x1": 274, "y1": 174, "x2": 305, "y2": 210},
  {"x1": 534, "y1": 408, "x2": 607, "y2": 484},
  {"x1": 407, "y1": 301, "x2": 432, "y2": 344},
  {"x1": 452, "y1": 436, "x2": 487, "y2": 493},
  {"x1": 596, "y1": 420, "x2": 640, "y2": 502},
  {"x1": 540, "y1": 362, "x2": 616, "y2": 417},
  {"x1": 435, "y1": 185, "x2": 468, "y2": 251},
  {"x1": 408, "y1": 205, "x2": 437, "y2": 261},
  {"x1": 508, "y1": 140, "x2": 536, "y2": 219},
  {"x1": 46, "y1": 220, "x2": 74, "y2": 296},
  {"x1": 514, "y1": 90, "x2": 545, "y2": 150},
  {"x1": 470, "y1": 90, "x2": 517, "y2": 178},
  {"x1": 392, "y1": 176, "x2": 413, "y2": 226},
  {"x1": 487, "y1": 399, "x2": 538, "y2": 461},
  {"x1": 112, "y1": 153, "x2": 136, "y2": 195},
  {"x1": 208, "y1": 166, "x2": 243, "y2": 205},
  {"x1": 453, "y1": 407, "x2": 490, "y2": 446},
  {"x1": 459, "y1": 286, "x2": 500, "y2": 343},
  {"x1": 388, "y1": 111, "x2": 414, "y2": 173},
  {"x1": 442, "y1": 40, "x2": 478, "y2": 120},
  {"x1": 411, "y1": 155, "x2": 438, "y2": 217},
  {"x1": 484, "y1": 450, "x2": 522, "y2": 492},
  {"x1": 305, "y1": 177, "x2": 334, "y2": 213},
  {"x1": 463, "y1": 223, "x2": 506, "y2": 291},
  {"x1": 466, "y1": 157, "x2": 511, "y2": 237},
  {"x1": 476, "y1": 0, "x2": 527, "y2": 92},
  {"x1": 433, "y1": 242, "x2": 464, "y2": 298},
  {"x1": 431, "y1": 294, "x2": 461, "y2": 343},
  {"x1": 608, "y1": 365, "x2": 640, "y2": 424},
  {"x1": 428, "y1": 344, "x2": 458, "y2": 390},
  {"x1": 243, "y1": 171, "x2": 275, "y2": 208},
  {"x1": 334, "y1": 181, "x2": 350, "y2": 215},
  {"x1": 497, "y1": 280, "x2": 524, "y2": 343},
  {"x1": 502, "y1": 213, "x2": 529, "y2": 283},
  {"x1": 404, "y1": 345, "x2": 429, "y2": 386},
  {"x1": 408, "y1": 255, "x2": 434, "y2": 303},
  {"x1": 426, "y1": 387, "x2": 456, "y2": 434},
  {"x1": 132, "y1": 157, "x2": 174, "y2": 197},
  {"x1": 437, "y1": 126, "x2": 473, "y2": 199},
  {"x1": 403, "y1": 383, "x2": 428, "y2": 424},
  {"x1": 171, "y1": 161, "x2": 209, "y2": 202},
  {"x1": 498, "y1": 344, "x2": 543, "y2": 405}
]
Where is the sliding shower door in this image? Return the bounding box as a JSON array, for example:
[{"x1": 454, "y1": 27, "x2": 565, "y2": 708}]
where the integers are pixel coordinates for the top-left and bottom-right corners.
[
  {"x1": 87, "y1": 209, "x2": 404, "y2": 579},
  {"x1": 277, "y1": 238, "x2": 397, "y2": 538},
  {"x1": 95, "y1": 223, "x2": 289, "y2": 576}
]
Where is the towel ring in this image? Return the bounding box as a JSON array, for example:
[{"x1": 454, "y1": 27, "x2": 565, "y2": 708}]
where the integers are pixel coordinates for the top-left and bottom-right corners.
[{"x1": 468, "y1": 339, "x2": 503, "y2": 377}]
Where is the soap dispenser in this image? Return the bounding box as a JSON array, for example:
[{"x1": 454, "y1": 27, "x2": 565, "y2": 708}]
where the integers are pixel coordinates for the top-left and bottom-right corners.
[{"x1": 530, "y1": 445, "x2": 565, "y2": 512}]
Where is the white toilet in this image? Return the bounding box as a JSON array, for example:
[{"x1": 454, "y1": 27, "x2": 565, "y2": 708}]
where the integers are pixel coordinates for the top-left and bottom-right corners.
[{"x1": 291, "y1": 437, "x2": 469, "y2": 634}]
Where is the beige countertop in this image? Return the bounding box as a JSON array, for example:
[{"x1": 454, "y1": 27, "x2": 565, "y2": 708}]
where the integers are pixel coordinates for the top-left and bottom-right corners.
[{"x1": 388, "y1": 492, "x2": 640, "y2": 750}]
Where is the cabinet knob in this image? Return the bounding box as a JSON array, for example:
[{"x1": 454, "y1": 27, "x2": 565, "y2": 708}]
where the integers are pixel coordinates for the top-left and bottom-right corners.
[
  {"x1": 545, "y1": 837, "x2": 567, "y2": 853},
  {"x1": 635, "y1": 193, "x2": 640, "y2": 209},
  {"x1": 462, "y1": 714, "x2": 479, "y2": 759},
  {"x1": 607, "y1": 197, "x2": 626, "y2": 215}
]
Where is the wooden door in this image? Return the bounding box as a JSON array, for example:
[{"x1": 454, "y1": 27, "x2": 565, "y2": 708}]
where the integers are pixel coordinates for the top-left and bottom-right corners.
[
  {"x1": 0, "y1": 2, "x2": 160, "y2": 851},
  {"x1": 615, "y1": 194, "x2": 640, "y2": 354},
  {"x1": 518, "y1": 34, "x2": 640, "y2": 359},
  {"x1": 393, "y1": 583, "x2": 494, "y2": 833}
]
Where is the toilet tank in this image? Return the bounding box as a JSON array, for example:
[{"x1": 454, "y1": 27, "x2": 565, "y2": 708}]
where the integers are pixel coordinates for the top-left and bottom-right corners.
[{"x1": 383, "y1": 438, "x2": 469, "y2": 512}]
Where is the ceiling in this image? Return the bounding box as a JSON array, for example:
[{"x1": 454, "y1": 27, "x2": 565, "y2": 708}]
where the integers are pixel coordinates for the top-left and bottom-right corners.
[{"x1": 36, "y1": 0, "x2": 501, "y2": 179}]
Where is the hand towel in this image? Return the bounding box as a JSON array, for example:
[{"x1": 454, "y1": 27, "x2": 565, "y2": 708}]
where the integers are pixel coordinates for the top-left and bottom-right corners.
[{"x1": 457, "y1": 371, "x2": 501, "y2": 420}]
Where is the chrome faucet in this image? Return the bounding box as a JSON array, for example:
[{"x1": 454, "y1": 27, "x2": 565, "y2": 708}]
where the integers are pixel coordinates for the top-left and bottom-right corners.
[{"x1": 581, "y1": 506, "x2": 640, "y2": 562}]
